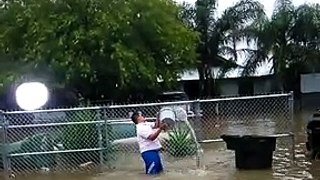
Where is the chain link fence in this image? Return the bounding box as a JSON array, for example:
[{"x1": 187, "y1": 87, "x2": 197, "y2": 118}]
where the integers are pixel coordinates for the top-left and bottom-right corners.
[{"x1": 0, "y1": 92, "x2": 294, "y2": 179}]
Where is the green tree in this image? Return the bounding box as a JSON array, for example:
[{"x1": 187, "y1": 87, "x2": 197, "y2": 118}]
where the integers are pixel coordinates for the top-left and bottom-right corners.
[
  {"x1": 180, "y1": 0, "x2": 266, "y2": 97},
  {"x1": 242, "y1": 0, "x2": 320, "y2": 93},
  {"x1": 0, "y1": 0, "x2": 199, "y2": 100}
]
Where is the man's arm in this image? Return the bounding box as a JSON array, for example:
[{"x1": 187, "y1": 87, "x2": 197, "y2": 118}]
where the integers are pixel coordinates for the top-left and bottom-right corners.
[
  {"x1": 139, "y1": 123, "x2": 167, "y2": 141},
  {"x1": 153, "y1": 113, "x2": 160, "y2": 129},
  {"x1": 147, "y1": 128, "x2": 162, "y2": 141}
]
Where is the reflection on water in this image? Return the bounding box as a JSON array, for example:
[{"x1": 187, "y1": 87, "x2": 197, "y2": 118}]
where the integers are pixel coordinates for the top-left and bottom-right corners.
[
  {"x1": 196, "y1": 113, "x2": 292, "y2": 141},
  {"x1": 7, "y1": 110, "x2": 320, "y2": 180},
  {"x1": 226, "y1": 118, "x2": 277, "y2": 136}
]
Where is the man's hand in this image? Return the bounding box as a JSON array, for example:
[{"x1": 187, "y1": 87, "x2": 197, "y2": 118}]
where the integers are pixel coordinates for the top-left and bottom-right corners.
[
  {"x1": 147, "y1": 123, "x2": 166, "y2": 141},
  {"x1": 160, "y1": 123, "x2": 168, "y2": 130},
  {"x1": 154, "y1": 112, "x2": 160, "y2": 129}
]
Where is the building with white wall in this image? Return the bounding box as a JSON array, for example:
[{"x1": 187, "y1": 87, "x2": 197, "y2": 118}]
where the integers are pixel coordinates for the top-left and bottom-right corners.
[{"x1": 176, "y1": 66, "x2": 281, "y2": 98}]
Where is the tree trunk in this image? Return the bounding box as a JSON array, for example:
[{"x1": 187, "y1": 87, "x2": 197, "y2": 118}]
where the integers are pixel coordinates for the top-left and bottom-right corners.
[
  {"x1": 205, "y1": 66, "x2": 215, "y2": 98},
  {"x1": 197, "y1": 66, "x2": 205, "y2": 98}
]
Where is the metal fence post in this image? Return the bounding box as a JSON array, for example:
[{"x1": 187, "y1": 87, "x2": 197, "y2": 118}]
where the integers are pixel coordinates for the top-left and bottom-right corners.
[
  {"x1": 194, "y1": 100, "x2": 203, "y2": 142},
  {"x1": 193, "y1": 100, "x2": 203, "y2": 168},
  {"x1": 1, "y1": 111, "x2": 10, "y2": 180},
  {"x1": 102, "y1": 107, "x2": 112, "y2": 169},
  {"x1": 96, "y1": 109, "x2": 104, "y2": 171},
  {"x1": 215, "y1": 103, "x2": 219, "y2": 122},
  {"x1": 288, "y1": 91, "x2": 295, "y2": 163}
]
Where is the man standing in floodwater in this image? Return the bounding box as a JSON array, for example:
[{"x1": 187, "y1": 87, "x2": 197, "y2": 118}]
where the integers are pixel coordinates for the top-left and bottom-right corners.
[{"x1": 131, "y1": 111, "x2": 167, "y2": 175}]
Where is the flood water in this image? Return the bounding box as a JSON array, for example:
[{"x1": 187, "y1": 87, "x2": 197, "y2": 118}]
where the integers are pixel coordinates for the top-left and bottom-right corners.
[{"x1": 6, "y1": 109, "x2": 320, "y2": 180}]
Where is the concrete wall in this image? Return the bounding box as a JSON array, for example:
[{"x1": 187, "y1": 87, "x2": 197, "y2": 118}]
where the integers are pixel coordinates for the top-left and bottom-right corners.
[
  {"x1": 301, "y1": 73, "x2": 320, "y2": 93},
  {"x1": 217, "y1": 76, "x2": 274, "y2": 96},
  {"x1": 297, "y1": 73, "x2": 320, "y2": 111},
  {"x1": 219, "y1": 80, "x2": 239, "y2": 96},
  {"x1": 299, "y1": 93, "x2": 320, "y2": 111},
  {"x1": 254, "y1": 78, "x2": 273, "y2": 94},
  {"x1": 181, "y1": 75, "x2": 278, "y2": 98}
]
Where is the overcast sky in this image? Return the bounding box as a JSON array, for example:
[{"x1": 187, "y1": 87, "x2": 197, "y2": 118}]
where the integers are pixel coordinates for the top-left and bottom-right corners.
[
  {"x1": 177, "y1": 0, "x2": 319, "y2": 17},
  {"x1": 174, "y1": 0, "x2": 319, "y2": 76}
]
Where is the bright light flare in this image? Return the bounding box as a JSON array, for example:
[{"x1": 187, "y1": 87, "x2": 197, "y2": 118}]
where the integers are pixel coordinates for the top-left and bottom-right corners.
[{"x1": 15, "y1": 82, "x2": 49, "y2": 110}]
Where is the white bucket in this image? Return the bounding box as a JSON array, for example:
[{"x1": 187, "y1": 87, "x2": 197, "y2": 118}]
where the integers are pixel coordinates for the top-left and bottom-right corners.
[{"x1": 159, "y1": 107, "x2": 176, "y2": 128}]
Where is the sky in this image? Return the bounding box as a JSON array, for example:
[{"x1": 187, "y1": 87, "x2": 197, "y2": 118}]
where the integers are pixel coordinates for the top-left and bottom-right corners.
[
  {"x1": 174, "y1": 0, "x2": 319, "y2": 78},
  {"x1": 177, "y1": 0, "x2": 319, "y2": 18}
]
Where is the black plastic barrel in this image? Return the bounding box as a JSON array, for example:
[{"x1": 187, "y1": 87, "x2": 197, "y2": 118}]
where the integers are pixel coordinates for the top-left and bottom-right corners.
[
  {"x1": 221, "y1": 134, "x2": 277, "y2": 170},
  {"x1": 306, "y1": 112, "x2": 320, "y2": 159}
]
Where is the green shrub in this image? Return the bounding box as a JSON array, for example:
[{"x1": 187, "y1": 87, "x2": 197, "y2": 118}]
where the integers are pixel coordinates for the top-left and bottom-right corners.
[
  {"x1": 61, "y1": 110, "x2": 116, "y2": 166},
  {"x1": 9, "y1": 133, "x2": 57, "y2": 170},
  {"x1": 165, "y1": 127, "x2": 197, "y2": 158}
]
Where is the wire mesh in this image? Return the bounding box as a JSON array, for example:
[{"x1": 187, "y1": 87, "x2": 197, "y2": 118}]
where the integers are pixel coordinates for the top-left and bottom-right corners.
[
  {"x1": 2, "y1": 109, "x2": 117, "y2": 176},
  {"x1": 105, "y1": 101, "x2": 200, "y2": 172},
  {"x1": 0, "y1": 93, "x2": 294, "y2": 178},
  {"x1": 198, "y1": 94, "x2": 291, "y2": 141}
]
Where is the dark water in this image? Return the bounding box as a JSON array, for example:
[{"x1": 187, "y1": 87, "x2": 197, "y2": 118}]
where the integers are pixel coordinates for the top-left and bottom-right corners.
[{"x1": 6, "y1": 110, "x2": 320, "y2": 180}]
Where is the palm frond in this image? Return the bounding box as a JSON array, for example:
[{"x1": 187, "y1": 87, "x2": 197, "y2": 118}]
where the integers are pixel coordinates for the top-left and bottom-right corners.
[
  {"x1": 241, "y1": 48, "x2": 270, "y2": 76},
  {"x1": 217, "y1": 60, "x2": 242, "y2": 78},
  {"x1": 291, "y1": 3, "x2": 320, "y2": 44},
  {"x1": 217, "y1": 0, "x2": 266, "y2": 33},
  {"x1": 179, "y1": 2, "x2": 196, "y2": 29},
  {"x1": 272, "y1": 0, "x2": 295, "y2": 19},
  {"x1": 218, "y1": 45, "x2": 236, "y2": 57},
  {"x1": 271, "y1": 0, "x2": 295, "y2": 39},
  {"x1": 239, "y1": 14, "x2": 270, "y2": 45},
  {"x1": 195, "y1": 0, "x2": 218, "y2": 33}
]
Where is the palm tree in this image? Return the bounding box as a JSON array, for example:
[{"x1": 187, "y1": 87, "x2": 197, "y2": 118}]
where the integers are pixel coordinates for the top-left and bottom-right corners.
[
  {"x1": 241, "y1": 0, "x2": 320, "y2": 93},
  {"x1": 180, "y1": 0, "x2": 266, "y2": 97}
]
